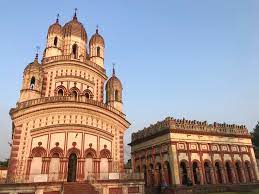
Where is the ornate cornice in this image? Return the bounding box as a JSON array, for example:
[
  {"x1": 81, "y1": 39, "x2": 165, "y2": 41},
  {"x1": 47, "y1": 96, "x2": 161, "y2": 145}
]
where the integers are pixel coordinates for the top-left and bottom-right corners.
[
  {"x1": 10, "y1": 96, "x2": 126, "y2": 119},
  {"x1": 130, "y1": 117, "x2": 250, "y2": 145}
]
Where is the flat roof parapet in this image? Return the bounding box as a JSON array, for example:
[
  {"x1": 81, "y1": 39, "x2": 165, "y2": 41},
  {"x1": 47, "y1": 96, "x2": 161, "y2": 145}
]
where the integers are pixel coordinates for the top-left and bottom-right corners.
[{"x1": 131, "y1": 117, "x2": 249, "y2": 143}]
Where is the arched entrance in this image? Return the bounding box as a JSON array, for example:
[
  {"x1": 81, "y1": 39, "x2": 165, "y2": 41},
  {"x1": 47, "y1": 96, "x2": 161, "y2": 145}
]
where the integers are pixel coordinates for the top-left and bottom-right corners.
[
  {"x1": 226, "y1": 161, "x2": 233, "y2": 183},
  {"x1": 204, "y1": 162, "x2": 212, "y2": 184},
  {"x1": 192, "y1": 161, "x2": 201, "y2": 185},
  {"x1": 164, "y1": 161, "x2": 172, "y2": 186},
  {"x1": 155, "y1": 163, "x2": 162, "y2": 186},
  {"x1": 67, "y1": 153, "x2": 77, "y2": 182},
  {"x1": 215, "y1": 162, "x2": 223, "y2": 184},
  {"x1": 235, "y1": 161, "x2": 244, "y2": 183},
  {"x1": 180, "y1": 161, "x2": 188, "y2": 185},
  {"x1": 245, "y1": 161, "x2": 253, "y2": 183}
]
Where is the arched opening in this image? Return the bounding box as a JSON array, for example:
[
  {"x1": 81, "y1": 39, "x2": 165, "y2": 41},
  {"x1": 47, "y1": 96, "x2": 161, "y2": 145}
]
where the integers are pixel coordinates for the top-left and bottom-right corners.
[
  {"x1": 235, "y1": 161, "x2": 243, "y2": 183},
  {"x1": 245, "y1": 161, "x2": 253, "y2": 183},
  {"x1": 72, "y1": 91, "x2": 78, "y2": 100},
  {"x1": 54, "y1": 37, "x2": 58, "y2": 47},
  {"x1": 30, "y1": 76, "x2": 35, "y2": 89},
  {"x1": 204, "y1": 162, "x2": 212, "y2": 184},
  {"x1": 58, "y1": 89, "x2": 64, "y2": 96},
  {"x1": 148, "y1": 164, "x2": 155, "y2": 187},
  {"x1": 155, "y1": 163, "x2": 162, "y2": 187},
  {"x1": 72, "y1": 44, "x2": 78, "y2": 59},
  {"x1": 115, "y1": 90, "x2": 119, "y2": 101},
  {"x1": 49, "y1": 153, "x2": 60, "y2": 181},
  {"x1": 215, "y1": 162, "x2": 223, "y2": 184},
  {"x1": 180, "y1": 161, "x2": 188, "y2": 185},
  {"x1": 142, "y1": 165, "x2": 147, "y2": 185},
  {"x1": 192, "y1": 161, "x2": 201, "y2": 185},
  {"x1": 85, "y1": 92, "x2": 90, "y2": 99},
  {"x1": 67, "y1": 153, "x2": 77, "y2": 182},
  {"x1": 97, "y1": 47, "x2": 100, "y2": 57},
  {"x1": 226, "y1": 161, "x2": 233, "y2": 183},
  {"x1": 84, "y1": 153, "x2": 93, "y2": 180},
  {"x1": 164, "y1": 161, "x2": 172, "y2": 186}
]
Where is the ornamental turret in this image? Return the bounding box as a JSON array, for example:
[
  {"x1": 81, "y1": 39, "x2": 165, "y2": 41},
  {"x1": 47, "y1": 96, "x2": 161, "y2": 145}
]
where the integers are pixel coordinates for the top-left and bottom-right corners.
[
  {"x1": 19, "y1": 54, "x2": 43, "y2": 102},
  {"x1": 105, "y1": 66, "x2": 123, "y2": 112},
  {"x1": 62, "y1": 11, "x2": 88, "y2": 59},
  {"x1": 89, "y1": 28, "x2": 105, "y2": 68},
  {"x1": 44, "y1": 15, "x2": 63, "y2": 58}
]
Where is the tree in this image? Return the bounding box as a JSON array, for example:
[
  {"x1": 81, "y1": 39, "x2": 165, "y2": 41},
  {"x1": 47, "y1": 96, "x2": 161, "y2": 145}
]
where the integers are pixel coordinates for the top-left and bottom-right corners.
[
  {"x1": 251, "y1": 121, "x2": 259, "y2": 147},
  {"x1": 0, "y1": 159, "x2": 8, "y2": 167}
]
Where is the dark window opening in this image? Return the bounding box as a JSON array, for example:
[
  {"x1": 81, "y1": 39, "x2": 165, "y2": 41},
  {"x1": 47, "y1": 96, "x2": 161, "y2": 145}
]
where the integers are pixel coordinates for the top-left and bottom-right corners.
[
  {"x1": 54, "y1": 37, "x2": 58, "y2": 47},
  {"x1": 97, "y1": 47, "x2": 100, "y2": 57},
  {"x1": 72, "y1": 91, "x2": 78, "y2": 100},
  {"x1": 115, "y1": 90, "x2": 119, "y2": 101},
  {"x1": 30, "y1": 76, "x2": 36, "y2": 89},
  {"x1": 72, "y1": 44, "x2": 78, "y2": 59},
  {"x1": 58, "y1": 89, "x2": 64, "y2": 96},
  {"x1": 85, "y1": 92, "x2": 90, "y2": 99}
]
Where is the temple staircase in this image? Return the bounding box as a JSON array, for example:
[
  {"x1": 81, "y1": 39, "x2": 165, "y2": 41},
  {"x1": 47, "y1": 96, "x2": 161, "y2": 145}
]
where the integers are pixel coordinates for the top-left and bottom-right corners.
[{"x1": 63, "y1": 182, "x2": 99, "y2": 194}]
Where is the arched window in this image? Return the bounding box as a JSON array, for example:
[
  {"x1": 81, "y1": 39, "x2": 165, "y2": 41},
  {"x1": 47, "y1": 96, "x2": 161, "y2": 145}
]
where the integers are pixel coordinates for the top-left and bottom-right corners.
[
  {"x1": 85, "y1": 92, "x2": 90, "y2": 99},
  {"x1": 97, "y1": 47, "x2": 100, "y2": 57},
  {"x1": 204, "y1": 162, "x2": 212, "y2": 184},
  {"x1": 215, "y1": 162, "x2": 223, "y2": 184},
  {"x1": 115, "y1": 90, "x2": 119, "y2": 101},
  {"x1": 72, "y1": 44, "x2": 78, "y2": 59},
  {"x1": 54, "y1": 37, "x2": 58, "y2": 47},
  {"x1": 192, "y1": 162, "x2": 201, "y2": 185},
  {"x1": 30, "y1": 76, "x2": 35, "y2": 89},
  {"x1": 226, "y1": 161, "x2": 233, "y2": 183},
  {"x1": 180, "y1": 161, "x2": 188, "y2": 185},
  {"x1": 72, "y1": 91, "x2": 78, "y2": 100},
  {"x1": 58, "y1": 89, "x2": 64, "y2": 96}
]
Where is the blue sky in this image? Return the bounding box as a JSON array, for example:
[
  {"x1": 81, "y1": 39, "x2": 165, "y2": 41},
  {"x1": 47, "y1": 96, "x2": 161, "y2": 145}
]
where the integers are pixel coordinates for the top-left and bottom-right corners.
[{"x1": 0, "y1": 0, "x2": 259, "y2": 160}]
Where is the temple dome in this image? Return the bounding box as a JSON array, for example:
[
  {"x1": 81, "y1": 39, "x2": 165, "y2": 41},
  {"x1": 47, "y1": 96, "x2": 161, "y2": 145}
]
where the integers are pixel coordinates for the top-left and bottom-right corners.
[
  {"x1": 47, "y1": 19, "x2": 62, "y2": 35},
  {"x1": 90, "y1": 29, "x2": 105, "y2": 46},
  {"x1": 63, "y1": 14, "x2": 87, "y2": 42}
]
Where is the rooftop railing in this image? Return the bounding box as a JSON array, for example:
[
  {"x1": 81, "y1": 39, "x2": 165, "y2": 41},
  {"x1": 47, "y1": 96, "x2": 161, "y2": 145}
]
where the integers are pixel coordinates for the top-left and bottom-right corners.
[{"x1": 11, "y1": 96, "x2": 125, "y2": 118}]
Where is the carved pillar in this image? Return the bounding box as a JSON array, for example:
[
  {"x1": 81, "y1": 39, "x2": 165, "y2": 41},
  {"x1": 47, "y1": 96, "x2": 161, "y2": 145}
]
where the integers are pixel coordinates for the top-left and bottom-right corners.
[
  {"x1": 25, "y1": 158, "x2": 32, "y2": 180},
  {"x1": 108, "y1": 159, "x2": 112, "y2": 172},
  {"x1": 63, "y1": 158, "x2": 68, "y2": 180},
  {"x1": 77, "y1": 158, "x2": 84, "y2": 181},
  {"x1": 41, "y1": 157, "x2": 50, "y2": 174},
  {"x1": 58, "y1": 158, "x2": 65, "y2": 180}
]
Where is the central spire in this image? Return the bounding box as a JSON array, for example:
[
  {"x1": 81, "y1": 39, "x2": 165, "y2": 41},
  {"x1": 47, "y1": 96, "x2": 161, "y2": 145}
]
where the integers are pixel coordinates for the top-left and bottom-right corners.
[
  {"x1": 112, "y1": 63, "x2": 116, "y2": 76},
  {"x1": 73, "y1": 8, "x2": 78, "y2": 20}
]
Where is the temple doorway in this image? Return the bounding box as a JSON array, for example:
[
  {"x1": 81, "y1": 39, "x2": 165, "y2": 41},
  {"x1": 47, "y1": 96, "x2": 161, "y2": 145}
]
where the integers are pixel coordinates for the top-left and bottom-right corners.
[{"x1": 67, "y1": 153, "x2": 77, "y2": 182}]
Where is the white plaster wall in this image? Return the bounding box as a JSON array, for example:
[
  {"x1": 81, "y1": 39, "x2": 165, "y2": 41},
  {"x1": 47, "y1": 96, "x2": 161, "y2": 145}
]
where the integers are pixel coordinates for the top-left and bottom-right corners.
[
  {"x1": 50, "y1": 133, "x2": 65, "y2": 149},
  {"x1": 30, "y1": 157, "x2": 42, "y2": 181},
  {"x1": 67, "y1": 132, "x2": 82, "y2": 149},
  {"x1": 32, "y1": 135, "x2": 48, "y2": 148},
  {"x1": 100, "y1": 138, "x2": 111, "y2": 151},
  {"x1": 84, "y1": 134, "x2": 98, "y2": 150},
  {"x1": 49, "y1": 158, "x2": 60, "y2": 181}
]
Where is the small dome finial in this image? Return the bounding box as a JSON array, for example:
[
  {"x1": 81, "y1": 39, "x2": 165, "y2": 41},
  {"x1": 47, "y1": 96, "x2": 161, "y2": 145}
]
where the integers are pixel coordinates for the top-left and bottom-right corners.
[
  {"x1": 56, "y1": 13, "x2": 60, "y2": 23},
  {"x1": 112, "y1": 63, "x2": 116, "y2": 76},
  {"x1": 73, "y1": 8, "x2": 78, "y2": 20}
]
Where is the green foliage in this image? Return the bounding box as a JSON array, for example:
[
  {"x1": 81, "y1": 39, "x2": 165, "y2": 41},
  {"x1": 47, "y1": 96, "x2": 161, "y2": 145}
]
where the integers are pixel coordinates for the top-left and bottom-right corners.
[
  {"x1": 0, "y1": 159, "x2": 8, "y2": 167},
  {"x1": 251, "y1": 122, "x2": 259, "y2": 147}
]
